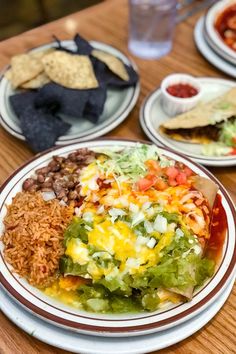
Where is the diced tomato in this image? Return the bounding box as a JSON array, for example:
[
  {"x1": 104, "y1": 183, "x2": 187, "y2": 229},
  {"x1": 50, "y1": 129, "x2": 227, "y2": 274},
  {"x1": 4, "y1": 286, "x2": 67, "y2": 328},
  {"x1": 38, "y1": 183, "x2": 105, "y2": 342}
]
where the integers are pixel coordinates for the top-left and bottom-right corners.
[
  {"x1": 232, "y1": 136, "x2": 236, "y2": 146},
  {"x1": 137, "y1": 174, "x2": 157, "y2": 191},
  {"x1": 155, "y1": 177, "x2": 168, "y2": 191},
  {"x1": 145, "y1": 160, "x2": 162, "y2": 174},
  {"x1": 176, "y1": 172, "x2": 187, "y2": 185},
  {"x1": 166, "y1": 166, "x2": 179, "y2": 179},
  {"x1": 227, "y1": 148, "x2": 236, "y2": 155},
  {"x1": 168, "y1": 178, "x2": 177, "y2": 186},
  {"x1": 183, "y1": 166, "x2": 193, "y2": 177}
]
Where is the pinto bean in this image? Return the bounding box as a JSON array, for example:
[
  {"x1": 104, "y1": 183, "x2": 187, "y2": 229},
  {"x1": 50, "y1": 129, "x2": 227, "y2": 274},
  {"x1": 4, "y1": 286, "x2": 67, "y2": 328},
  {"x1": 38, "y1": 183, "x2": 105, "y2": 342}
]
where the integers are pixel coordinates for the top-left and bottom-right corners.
[
  {"x1": 41, "y1": 181, "x2": 53, "y2": 189},
  {"x1": 37, "y1": 174, "x2": 45, "y2": 183},
  {"x1": 22, "y1": 178, "x2": 36, "y2": 191},
  {"x1": 22, "y1": 148, "x2": 96, "y2": 204},
  {"x1": 36, "y1": 166, "x2": 51, "y2": 175},
  {"x1": 27, "y1": 184, "x2": 39, "y2": 192}
]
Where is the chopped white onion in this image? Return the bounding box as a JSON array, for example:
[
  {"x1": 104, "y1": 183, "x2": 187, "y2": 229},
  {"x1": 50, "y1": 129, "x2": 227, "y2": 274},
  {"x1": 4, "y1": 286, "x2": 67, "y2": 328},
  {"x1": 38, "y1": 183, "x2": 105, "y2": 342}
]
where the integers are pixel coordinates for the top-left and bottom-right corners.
[
  {"x1": 83, "y1": 212, "x2": 94, "y2": 223},
  {"x1": 131, "y1": 211, "x2": 145, "y2": 227},
  {"x1": 144, "y1": 220, "x2": 154, "y2": 234},
  {"x1": 109, "y1": 208, "x2": 126, "y2": 217},
  {"x1": 175, "y1": 228, "x2": 184, "y2": 238},
  {"x1": 41, "y1": 191, "x2": 56, "y2": 201},
  {"x1": 153, "y1": 215, "x2": 167, "y2": 233},
  {"x1": 129, "y1": 203, "x2": 139, "y2": 213},
  {"x1": 142, "y1": 202, "x2": 152, "y2": 211},
  {"x1": 146, "y1": 237, "x2": 156, "y2": 249}
]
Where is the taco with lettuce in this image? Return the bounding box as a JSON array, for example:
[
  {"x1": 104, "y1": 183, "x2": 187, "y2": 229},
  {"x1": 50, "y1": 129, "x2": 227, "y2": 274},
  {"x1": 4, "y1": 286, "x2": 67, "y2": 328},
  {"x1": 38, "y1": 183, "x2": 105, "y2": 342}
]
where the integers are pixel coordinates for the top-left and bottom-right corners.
[{"x1": 159, "y1": 88, "x2": 236, "y2": 156}]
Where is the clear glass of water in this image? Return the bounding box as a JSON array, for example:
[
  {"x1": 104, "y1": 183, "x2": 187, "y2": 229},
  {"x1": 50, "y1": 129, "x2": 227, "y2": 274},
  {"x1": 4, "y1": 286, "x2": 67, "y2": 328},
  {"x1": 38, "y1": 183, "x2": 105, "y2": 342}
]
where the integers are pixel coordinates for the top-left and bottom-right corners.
[{"x1": 128, "y1": 0, "x2": 177, "y2": 59}]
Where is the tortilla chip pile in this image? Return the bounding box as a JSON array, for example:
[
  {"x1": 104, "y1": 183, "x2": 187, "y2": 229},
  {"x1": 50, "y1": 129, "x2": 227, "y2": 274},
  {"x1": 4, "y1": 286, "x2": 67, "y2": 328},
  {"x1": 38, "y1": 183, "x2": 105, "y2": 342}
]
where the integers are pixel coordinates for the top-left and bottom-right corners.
[{"x1": 6, "y1": 34, "x2": 139, "y2": 152}]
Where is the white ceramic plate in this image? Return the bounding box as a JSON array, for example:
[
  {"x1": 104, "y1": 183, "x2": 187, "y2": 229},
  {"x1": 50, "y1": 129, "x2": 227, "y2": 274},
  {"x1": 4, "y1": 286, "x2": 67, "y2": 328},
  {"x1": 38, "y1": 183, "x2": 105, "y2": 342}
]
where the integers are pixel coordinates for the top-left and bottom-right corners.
[
  {"x1": 0, "y1": 276, "x2": 235, "y2": 354},
  {"x1": 0, "y1": 140, "x2": 235, "y2": 337},
  {"x1": 194, "y1": 16, "x2": 236, "y2": 78},
  {"x1": 140, "y1": 77, "x2": 236, "y2": 166},
  {"x1": 204, "y1": 0, "x2": 236, "y2": 65},
  {"x1": 0, "y1": 41, "x2": 140, "y2": 144}
]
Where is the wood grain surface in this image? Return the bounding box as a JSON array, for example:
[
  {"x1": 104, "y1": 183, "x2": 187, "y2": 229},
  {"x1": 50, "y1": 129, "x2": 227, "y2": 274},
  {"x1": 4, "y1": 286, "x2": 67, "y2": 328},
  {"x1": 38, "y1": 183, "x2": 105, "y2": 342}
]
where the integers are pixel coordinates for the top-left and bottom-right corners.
[{"x1": 0, "y1": 1, "x2": 235, "y2": 353}]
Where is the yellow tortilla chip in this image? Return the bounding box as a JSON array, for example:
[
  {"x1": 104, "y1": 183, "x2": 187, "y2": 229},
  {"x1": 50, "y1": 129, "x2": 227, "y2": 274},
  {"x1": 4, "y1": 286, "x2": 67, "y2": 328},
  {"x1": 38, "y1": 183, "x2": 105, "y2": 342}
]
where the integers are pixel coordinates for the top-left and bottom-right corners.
[
  {"x1": 7, "y1": 49, "x2": 54, "y2": 89},
  {"x1": 92, "y1": 49, "x2": 129, "y2": 81},
  {"x1": 4, "y1": 69, "x2": 12, "y2": 81},
  {"x1": 21, "y1": 72, "x2": 50, "y2": 89},
  {"x1": 10, "y1": 54, "x2": 44, "y2": 88},
  {"x1": 42, "y1": 51, "x2": 98, "y2": 89}
]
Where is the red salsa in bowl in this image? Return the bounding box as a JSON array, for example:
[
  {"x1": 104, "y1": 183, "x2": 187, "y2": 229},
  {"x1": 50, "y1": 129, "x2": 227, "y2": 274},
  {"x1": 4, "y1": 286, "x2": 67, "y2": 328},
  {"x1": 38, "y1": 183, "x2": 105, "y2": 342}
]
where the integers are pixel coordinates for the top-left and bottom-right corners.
[{"x1": 167, "y1": 83, "x2": 199, "y2": 99}]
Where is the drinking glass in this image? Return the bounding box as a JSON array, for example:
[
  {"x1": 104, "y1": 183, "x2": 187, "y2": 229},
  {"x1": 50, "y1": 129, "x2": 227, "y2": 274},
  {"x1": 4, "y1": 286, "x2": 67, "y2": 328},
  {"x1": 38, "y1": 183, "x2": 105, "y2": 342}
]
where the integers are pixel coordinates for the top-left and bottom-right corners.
[{"x1": 128, "y1": 0, "x2": 177, "y2": 59}]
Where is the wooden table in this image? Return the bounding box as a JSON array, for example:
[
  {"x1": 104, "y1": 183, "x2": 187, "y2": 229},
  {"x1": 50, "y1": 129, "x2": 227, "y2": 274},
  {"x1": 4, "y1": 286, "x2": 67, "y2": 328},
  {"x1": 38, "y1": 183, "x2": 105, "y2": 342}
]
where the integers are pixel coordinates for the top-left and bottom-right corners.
[{"x1": 0, "y1": 1, "x2": 235, "y2": 353}]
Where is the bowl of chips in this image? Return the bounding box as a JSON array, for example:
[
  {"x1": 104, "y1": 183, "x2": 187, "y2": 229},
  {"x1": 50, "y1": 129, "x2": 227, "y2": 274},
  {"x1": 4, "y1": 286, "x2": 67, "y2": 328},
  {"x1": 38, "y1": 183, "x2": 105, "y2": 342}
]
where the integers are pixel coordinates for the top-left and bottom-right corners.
[{"x1": 0, "y1": 34, "x2": 140, "y2": 152}]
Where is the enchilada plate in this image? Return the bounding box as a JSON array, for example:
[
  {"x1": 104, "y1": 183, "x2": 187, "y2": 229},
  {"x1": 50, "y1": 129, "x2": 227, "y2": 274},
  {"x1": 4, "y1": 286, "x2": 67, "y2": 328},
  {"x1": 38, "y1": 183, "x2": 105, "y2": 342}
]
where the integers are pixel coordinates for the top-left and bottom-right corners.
[{"x1": 0, "y1": 139, "x2": 235, "y2": 337}]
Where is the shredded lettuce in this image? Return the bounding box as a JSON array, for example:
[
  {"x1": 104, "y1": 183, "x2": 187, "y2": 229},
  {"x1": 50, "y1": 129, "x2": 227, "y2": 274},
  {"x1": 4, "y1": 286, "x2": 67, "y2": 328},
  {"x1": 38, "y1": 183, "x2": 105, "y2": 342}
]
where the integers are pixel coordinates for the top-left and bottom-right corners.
[
  {"x1": 64, "y1": 217, "x2": 91, "y2": 245},
  {"x1": 202, "y1": 142, "x2": 232, "y2": 157},
  {"x1": 96, "y1": 144, "x2": 173, "y2": 182},
  {"x1": 202, "y1": 119, "x2": 236, "y2": 157},
  {"x1": 219, "y1": 119, "x2": 236, "y2": 147}
]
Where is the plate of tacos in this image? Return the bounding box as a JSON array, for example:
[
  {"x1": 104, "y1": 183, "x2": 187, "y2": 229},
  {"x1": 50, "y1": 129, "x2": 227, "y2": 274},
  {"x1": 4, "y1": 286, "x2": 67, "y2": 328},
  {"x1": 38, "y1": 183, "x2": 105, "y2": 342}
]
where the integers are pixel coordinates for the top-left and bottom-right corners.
[{"x1": 140, "y1": 77, "x2": 236, "y2": 166}]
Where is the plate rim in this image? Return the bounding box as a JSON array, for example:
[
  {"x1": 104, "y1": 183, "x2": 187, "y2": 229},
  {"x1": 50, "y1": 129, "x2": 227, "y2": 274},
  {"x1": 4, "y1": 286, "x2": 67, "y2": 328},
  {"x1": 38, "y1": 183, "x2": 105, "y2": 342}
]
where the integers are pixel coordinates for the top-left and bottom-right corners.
[
  {"x1": 194, "y1": 16, "x2": 236, "y2": 79},
  {"x1": 0, "y1": 138, "x2": 235, "y2": 336},
  {"x1": 140, "y1": 76, "x2": 236, "y2": 166},
  {"x1": 0, "y1": 40, "x2": 140, "y2": 144}
]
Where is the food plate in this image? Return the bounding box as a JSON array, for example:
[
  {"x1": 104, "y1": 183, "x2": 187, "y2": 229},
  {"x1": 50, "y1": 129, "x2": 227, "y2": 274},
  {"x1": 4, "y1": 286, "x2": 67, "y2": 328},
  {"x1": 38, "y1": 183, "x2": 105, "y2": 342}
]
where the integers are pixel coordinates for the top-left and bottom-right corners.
[
  {"x1": 140, "y1": 77, "x2": 236, "y2": 166},
  {"x1": 0, "y1": 276, "x2": 235, "y2": 354},
  {"x1": 204, "y1": 0, "x2": 236, "y2": 65},
  {"x1": 0, "y1": 41, "x2": 140, "y2": 144},
  {"x1": 0, "y1": 139, "x2": 235, "y2": 337},
  {"x1": 194, "y1": 17, "x2": 236, "y2": 79}
]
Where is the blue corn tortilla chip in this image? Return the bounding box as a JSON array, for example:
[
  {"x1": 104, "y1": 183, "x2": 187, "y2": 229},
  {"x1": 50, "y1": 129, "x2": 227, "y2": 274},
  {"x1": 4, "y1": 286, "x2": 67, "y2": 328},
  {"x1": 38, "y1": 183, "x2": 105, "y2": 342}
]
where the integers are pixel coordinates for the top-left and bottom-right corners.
[
  {"x1": 74, "y1": 34, "x2": 94, "y2": 55},
  {"x1": 53, "y1": 35, "x2": 76, "y2": 54},
  {"x1": 10, "y1": 91, "x2": 37, "y2": 117},
  {"x1": 83, "y1": 84, "x2": 107, "y2": 123},
  {"x1": 35, "y1": 83, "x2": 89, "y2": 117},
  {"x1": 90, "y1": 57, "x2": 138, "y2": 88},
  {"x1": 19, "y1": 106, "x2": 71, "y2": 152},
  {"x1": 53, "y1": 34, "x2": 94, "y2": 56}
]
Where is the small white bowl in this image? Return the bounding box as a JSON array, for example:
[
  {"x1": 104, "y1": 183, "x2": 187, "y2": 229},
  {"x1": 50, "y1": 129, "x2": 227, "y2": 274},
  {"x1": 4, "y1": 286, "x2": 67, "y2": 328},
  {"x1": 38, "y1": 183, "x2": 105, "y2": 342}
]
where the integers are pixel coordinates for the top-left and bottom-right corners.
[{"x1": 160, "y1": 73, "x2": 202, "y2": 116}]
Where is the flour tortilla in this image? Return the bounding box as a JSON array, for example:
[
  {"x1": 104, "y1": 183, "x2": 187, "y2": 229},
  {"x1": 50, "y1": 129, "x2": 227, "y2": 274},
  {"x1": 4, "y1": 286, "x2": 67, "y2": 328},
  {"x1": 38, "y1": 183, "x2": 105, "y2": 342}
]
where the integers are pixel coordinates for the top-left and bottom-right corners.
[
  {"x1": 160, "y1": 88, "x2": 236, "y2": 132},
  {"x1": 192, "y1": 176, "x2": 219, "y2": 209}
]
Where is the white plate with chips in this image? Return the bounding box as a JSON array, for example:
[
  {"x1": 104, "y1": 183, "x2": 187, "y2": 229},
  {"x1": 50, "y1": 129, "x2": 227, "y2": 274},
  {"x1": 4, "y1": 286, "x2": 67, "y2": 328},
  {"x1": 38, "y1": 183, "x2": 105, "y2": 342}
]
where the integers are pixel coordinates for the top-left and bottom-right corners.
[{"x1": 0, "y1": 40, "x2": 140, "y2": 146}]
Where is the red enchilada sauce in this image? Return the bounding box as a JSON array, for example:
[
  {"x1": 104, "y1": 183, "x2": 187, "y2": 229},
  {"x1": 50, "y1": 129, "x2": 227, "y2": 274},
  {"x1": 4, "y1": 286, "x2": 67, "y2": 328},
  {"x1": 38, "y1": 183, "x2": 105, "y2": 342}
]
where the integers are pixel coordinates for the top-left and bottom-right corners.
[
  {"x1": 205, "y1": 194, "x2": 228, "y2": 264},
  {"x1": 215, "y1": 4, "x2": 236, "y2": 51}
]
